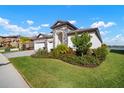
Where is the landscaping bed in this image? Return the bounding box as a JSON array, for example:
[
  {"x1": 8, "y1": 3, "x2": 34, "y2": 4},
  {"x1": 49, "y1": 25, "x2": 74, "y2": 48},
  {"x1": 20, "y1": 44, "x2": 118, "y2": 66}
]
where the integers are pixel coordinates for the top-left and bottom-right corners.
[{"x1": 31, "y1": 44, "x2": 108, "y2": 67}]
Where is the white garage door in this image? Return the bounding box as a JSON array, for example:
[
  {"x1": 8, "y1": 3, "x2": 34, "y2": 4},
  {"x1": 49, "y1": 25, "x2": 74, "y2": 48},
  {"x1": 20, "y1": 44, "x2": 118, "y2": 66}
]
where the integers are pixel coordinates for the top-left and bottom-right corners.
[{"x1": 34, "y1": 42, "x2": 45, "y2": 51}]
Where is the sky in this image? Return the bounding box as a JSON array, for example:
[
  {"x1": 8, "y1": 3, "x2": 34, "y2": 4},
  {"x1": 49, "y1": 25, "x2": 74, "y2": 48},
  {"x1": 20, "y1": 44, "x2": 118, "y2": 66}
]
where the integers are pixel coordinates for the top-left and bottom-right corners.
[{"x1": 0, "y1": 5, "x2": 124, "y2": 45}]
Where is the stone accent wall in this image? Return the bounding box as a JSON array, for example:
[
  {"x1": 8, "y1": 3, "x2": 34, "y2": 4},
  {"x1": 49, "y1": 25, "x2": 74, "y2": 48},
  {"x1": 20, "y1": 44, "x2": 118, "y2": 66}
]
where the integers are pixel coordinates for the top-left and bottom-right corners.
[{"x1": 52, "y1": 25, "x2": 73, "y2": 48}]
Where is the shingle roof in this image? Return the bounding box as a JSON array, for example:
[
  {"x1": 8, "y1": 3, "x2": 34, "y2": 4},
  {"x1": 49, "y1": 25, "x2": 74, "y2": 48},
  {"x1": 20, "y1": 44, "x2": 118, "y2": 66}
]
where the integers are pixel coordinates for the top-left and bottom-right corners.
[
  {"x1": 67, "y1": 28, "x2": 102, "y2": 43},
  {"x1": 34, "y1": 35, "x2": 53, "y2": 40},
  {"x1": 50, "y1": 20, "x2": 78, "y2": 30},
  {"x1": 1, "y1": 35, "x2": 20, "y2": 38},
  {"x1": 37, "y1": 33, "x2": 47, "y2": 38}
]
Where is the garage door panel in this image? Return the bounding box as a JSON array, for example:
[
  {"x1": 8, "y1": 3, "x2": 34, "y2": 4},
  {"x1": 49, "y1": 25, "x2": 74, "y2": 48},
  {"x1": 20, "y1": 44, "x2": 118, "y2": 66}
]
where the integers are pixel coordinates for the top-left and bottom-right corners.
[{"x1": 34, "y1": 42, "x2": 45, "y2": 50}]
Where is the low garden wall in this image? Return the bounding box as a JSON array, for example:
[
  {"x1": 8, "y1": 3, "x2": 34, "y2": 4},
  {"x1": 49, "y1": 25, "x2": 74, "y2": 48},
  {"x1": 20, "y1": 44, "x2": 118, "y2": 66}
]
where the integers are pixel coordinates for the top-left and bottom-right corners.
[
  {"x1": 0, "y1": 49, "x2": 5, "y2": 53},
  {"x1": 0, "y1": 48, "x2": 19, "y2": 53},
  {"x1": 10, "y1": 48, "x2": 19, "y2": 52}
]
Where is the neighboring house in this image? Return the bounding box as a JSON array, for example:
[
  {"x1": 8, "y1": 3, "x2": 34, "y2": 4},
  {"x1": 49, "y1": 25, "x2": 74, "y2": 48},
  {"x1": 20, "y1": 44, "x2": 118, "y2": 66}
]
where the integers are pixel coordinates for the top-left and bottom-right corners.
[
  {"x1": 34, "y1": 20, "x2": 103, "y2": 52},
  {"x1": 0, "y1": 35, "x2": 34, "y2": 50},
  {"x1": 20, "y1": 40, "x2": 34, "y2": 50},
  {"x1": 19, "y1": 36, "x2": 34, "y2": 50},
  {"x1": 0, "y1": 36, "x2": 20, "y2": 48}
]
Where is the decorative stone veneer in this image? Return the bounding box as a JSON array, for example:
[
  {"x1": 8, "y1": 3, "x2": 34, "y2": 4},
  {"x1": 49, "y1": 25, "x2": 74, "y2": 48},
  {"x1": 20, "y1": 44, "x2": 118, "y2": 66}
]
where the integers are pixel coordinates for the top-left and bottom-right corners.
[{"x1": 52, "y1": 25, "x2": 73, "y2": 48}]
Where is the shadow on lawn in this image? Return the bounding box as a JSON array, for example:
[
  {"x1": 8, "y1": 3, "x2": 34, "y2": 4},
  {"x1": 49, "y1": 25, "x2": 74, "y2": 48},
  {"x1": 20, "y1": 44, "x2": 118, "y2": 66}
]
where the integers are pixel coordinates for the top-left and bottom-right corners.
[{"x1": 110, "y1": 50, "x2": 124, "y2": 55}]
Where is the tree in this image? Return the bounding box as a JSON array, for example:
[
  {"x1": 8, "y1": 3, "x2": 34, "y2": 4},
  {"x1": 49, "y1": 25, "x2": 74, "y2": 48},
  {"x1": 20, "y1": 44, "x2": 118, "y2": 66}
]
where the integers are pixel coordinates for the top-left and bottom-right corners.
[
  {"x1": 71, "y1": 32, "x2": 92, "y2": 56},
  {"x1": 20, "y1": 36, "x2": 31, "y2": 50}
]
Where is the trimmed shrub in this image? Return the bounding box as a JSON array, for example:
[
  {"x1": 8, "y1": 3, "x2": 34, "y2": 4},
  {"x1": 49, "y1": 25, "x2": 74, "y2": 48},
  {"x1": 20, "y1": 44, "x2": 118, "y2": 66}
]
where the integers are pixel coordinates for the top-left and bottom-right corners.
[
  {"x1": 59, "y1": 45, "x2": 109, "y2": 66},
  {"x1": 52, "y1": 44, "x2": 69, "y2": 57},
  {"x1": 31, "y1": 48, "x2": 48, "y2": 58},
  {"x1": 58, "y1": 54, "x2": 99, "y2": 66},
  {"x1": 59, "y1": 54, "x2": 79, "y2": 65},
  {"x1": 101, "y1": 44, "x2": 109, "y2": 55},
  {"x1": 37, "y1": 48, "x2": 47, "y2": 55},
  {"x1": 86, "y1": 49, "x2": 93, "y2": 56},
  {"x1": 80, "y1": 55, "x2": 99, "y2": 65},
  {"x1": 93, "y1": 46, "x2": 109, "y2": 62},
  {"x1": 67, "y1": 47, "x2": 75, "y2": 55},
  {"x1": 5, "y1": 48, "x2": 10, "y2": 52}
]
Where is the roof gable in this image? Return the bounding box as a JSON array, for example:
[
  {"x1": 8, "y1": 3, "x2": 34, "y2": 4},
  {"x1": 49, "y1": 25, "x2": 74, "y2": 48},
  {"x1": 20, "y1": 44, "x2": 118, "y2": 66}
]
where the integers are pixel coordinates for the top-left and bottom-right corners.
[
  {"x1": 35, "y1": 33, "x2": 53, "y2": 40},
  {"x1": 50, "y1": 20, "x2": 78, "y2": 30},
  {"x1": 37, "y1": 33, "x2": 47, "y2": 38}
]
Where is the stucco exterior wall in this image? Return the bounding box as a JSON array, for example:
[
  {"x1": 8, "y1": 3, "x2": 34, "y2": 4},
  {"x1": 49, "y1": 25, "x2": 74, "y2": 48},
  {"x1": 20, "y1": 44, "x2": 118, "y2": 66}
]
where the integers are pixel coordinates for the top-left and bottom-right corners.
[
  {"x1": 67, "y1": 32, "x2": 102, "y2": 49},
  {"x1": 89, "y1": 33, "x2": 102, "y2": 48},
  {"x1": 54, "y1": 32, "x2": 59, "y2": 47}
]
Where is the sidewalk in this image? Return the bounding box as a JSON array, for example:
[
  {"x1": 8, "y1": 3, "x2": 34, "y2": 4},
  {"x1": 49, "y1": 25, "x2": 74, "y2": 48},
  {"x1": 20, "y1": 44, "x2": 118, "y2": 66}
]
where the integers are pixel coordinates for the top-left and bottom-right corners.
[{"x1": 0, "y1": 53, "x2": 29, "y2": 88}]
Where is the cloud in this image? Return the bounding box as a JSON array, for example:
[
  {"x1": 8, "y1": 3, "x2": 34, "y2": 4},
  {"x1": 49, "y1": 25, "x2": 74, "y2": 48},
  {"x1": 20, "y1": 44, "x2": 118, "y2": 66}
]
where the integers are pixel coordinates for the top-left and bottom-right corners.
[
  {"x1": 0, "y1": 17, "x2": 26, "y2": 33},
  {"x1": 26, "y1": 20, "x2": 34, "y2": 25},
  {"x1": 41, "y1": 24, "x2": 49, "y2": 27},
  {"x1": 91, "y1": 21, "x2": 116, "y2": 28},
  {"x1": 105, "y1": 34, "x2": 124, "y2": 45},
  {"x1": 0, "y1": 17, "x2": 40, "y2": 36},
  {"x1": 80, "y1": 26, "x2": 84, "y2": 29},
  {"x1": 0, "y1": 17, "x2": 9, "y2": 26},
  {"x1": 91, "y1": 21, "x2": 116, "y2": 38},
  {"x1": 0, "y1": 33, "x2": 17, "y2": 36},
  {"x1": 100, "y1": 31, "x2": 109, "y2": 36},
  {"x1": 69, "y1": 20, "x2": 76, "y2": 24},
  {"x1": 27, "y1": 26, "x2": 41, "y2": 31}
]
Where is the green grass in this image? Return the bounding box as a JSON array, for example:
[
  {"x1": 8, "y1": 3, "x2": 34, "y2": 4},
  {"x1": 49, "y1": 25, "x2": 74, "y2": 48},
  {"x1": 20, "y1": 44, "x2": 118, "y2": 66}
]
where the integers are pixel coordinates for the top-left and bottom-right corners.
[{"x1": 10, "y1": 52, "x2": 124, "y2": 88}]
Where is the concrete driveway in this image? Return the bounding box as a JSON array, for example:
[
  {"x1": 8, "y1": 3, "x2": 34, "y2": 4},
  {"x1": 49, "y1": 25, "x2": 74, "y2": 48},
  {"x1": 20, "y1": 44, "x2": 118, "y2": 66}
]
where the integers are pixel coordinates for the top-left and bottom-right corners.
[
  {"x1": 0, "y1": 53, "x2": 29, "y2": 88},
  {"x1": 3, "y1": 50, "x2": 35, "y2": 58}
]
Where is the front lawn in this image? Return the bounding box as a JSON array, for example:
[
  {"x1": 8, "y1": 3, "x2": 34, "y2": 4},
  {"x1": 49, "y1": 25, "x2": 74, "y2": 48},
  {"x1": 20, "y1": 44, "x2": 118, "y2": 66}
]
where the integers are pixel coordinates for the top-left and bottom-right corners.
[{"x1": 10, "y1": 52, "x2": 124, "y2": 88}]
